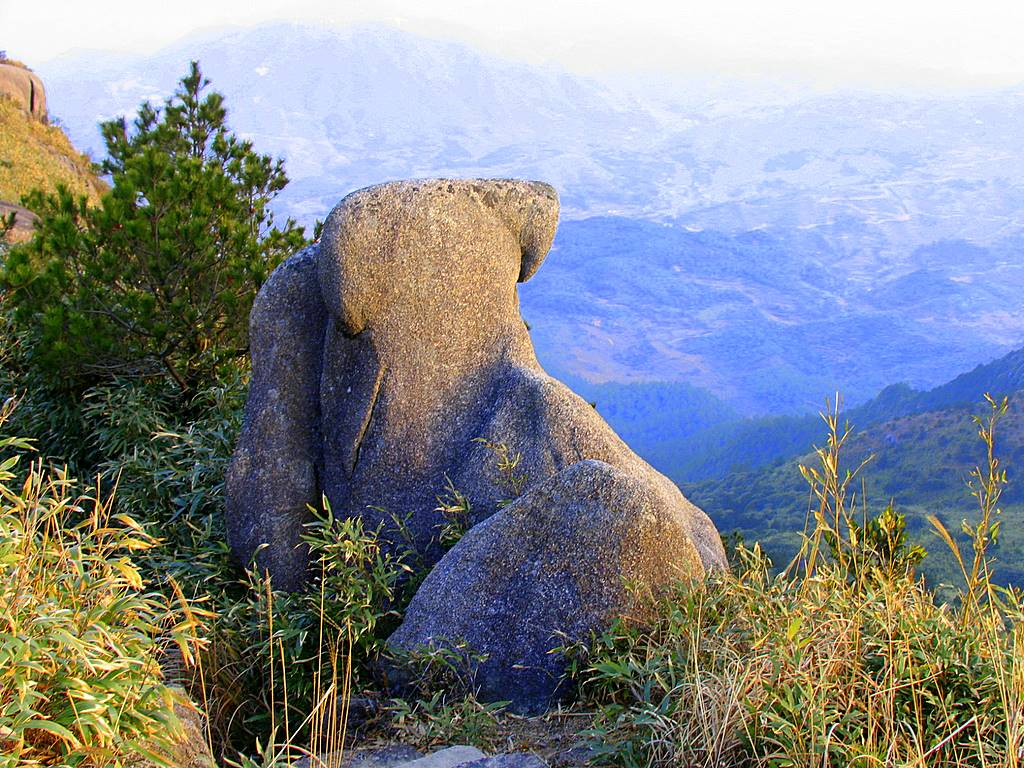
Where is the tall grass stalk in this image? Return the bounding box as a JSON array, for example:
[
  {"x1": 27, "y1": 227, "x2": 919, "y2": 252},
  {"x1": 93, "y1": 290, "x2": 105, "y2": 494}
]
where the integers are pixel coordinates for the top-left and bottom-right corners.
[
  {"x1": 573, "y1": 394, "x2": 1023, "y2": 768},
  {"x1": 226, "y1": 567, "x2": 354, "y2": 768},
  {"x1": 0, "y1": 398, "x2": 205, "y2": 767}
]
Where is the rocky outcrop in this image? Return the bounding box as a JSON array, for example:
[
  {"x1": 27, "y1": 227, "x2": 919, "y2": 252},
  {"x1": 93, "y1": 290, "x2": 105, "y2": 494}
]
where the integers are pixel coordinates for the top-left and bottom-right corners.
[
  {"x1": 389, "y1": 460, "x2": 714, "y2": 712},
  {"x1": 297, "y1": 745, "x2": 548, "y2": 768},
  {"x1": 226, "y1": 178, "x2": 726, "y2": 708},
  {"x1": 0, "y1": 201, "x2": 38, "y2": 243},
  {"x1": 225, "y1": 245, "x2": 328, "y2": 588},
  {"x1": 0, "y1": 63, "x2": 47, "y2": 121}
]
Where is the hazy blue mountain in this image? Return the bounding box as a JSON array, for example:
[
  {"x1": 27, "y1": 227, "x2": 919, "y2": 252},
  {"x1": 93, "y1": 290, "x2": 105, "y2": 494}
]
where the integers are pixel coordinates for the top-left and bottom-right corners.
[
  {"x1": 524, "y1": 218, "x2": 1024, "y2": 414},
  {"x1": 40, "y1": 23, "x2": 662, "y2": 223},
  {"x1": 40, "y1": 23, "x2": 1024, "y2": 242},
  {"x1": 662, "y1": 341, "x2": 1024, "y2": 487},
  {"x1": 37, "y1": 22, "x2": 1024, "y2": 418}
]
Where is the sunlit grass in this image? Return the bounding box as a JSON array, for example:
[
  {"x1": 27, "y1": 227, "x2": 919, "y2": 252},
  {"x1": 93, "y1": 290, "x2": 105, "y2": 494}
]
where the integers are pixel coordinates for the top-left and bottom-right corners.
[{"x1": 0, "y1": 97, "x2": 105, "y2": 208}]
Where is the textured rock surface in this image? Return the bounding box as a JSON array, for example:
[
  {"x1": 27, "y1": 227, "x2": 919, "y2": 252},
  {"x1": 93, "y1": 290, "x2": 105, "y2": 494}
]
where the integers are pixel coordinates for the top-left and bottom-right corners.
[
  {"x1": 312, "y1": 179, "x2": 562, "y2": 567},
  {"x1": 296, "y1": 746, "x2": 547, "y2": 768},
  {"x1": 0, "y1": 63, "x2": 46, "y2": 120},
  {"x1": 226, "y1": 245, "x2": 328, "y2": 589},
  {"x1": 226, "y1": 178, "x2": 726, "y2": 708},
  {"x1": 461, "y1": 755, "x2": 548, "y2": 768},
  {"x1": 294, "y1": 745, "x2": 423, "y2": 768},
  {"x1": 389, "y1": 459, "x2": 713, "y2": 712},
  {"x1": 399, "y1": 746, "x2": 487, "y2": 768},
  {"x1": 0, "y1": 201, "x2": 37, "y2": 243},
  {"x1": 228, "y1": 179, "x2": 724, "y2": 584}
]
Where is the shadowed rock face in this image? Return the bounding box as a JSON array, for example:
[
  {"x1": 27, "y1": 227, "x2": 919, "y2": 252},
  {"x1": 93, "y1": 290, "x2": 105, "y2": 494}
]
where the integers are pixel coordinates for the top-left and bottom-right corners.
[
  {"x1": 0, "y1": 64, "x2": 47, "y2": 121},
  {"x1": 389, "y1": 459, "x2": 718, "y2": 712},
  {"x1": 226, "y1": 245, "x2": 327, "y2": 587},
  {"x1": 226, "y1": 179, "x2": 726, "y2": 704}
]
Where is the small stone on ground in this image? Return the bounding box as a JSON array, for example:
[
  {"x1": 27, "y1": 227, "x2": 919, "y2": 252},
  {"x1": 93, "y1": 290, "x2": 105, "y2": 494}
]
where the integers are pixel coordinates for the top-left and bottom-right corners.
[
  {"x1": 460, "y1": 755, "x2": 547, "y2": 768},
  {"x1": 295, "y1": 744, "x2": 422, "y2": 768},
  {"x1": 397, "y1": 745, "x2": 487, "y2": 768}
]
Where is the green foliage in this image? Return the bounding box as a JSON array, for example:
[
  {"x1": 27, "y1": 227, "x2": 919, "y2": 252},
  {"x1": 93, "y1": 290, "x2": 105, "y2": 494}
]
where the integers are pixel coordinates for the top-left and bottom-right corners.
[
  {"x1": 474, "y1": 438, "x2": 528, "y2": 502},
  {"x1": 384, "y1": 642, "x2": 507, "y2": 751},
  {"x1": 385, "y1": 692, "x2": 506, "y2": 752},
  {"x1": 0, "y1": 305, "x2": 90, "y2": 468},
  {"x1": 78, "y1": 372, "x2": 418, "y2": 758},
  {"x1": 0, "y1": 401, "x2": 203, "y2": 767},
  {"x1": 303, "y1": 505, "x2": 414, "y2": 660},
  {"x1": 434, "y1": 475, "x2": 472, "y2": 549},
  {"x1": 929, "y1": 394, "x2": 1012, "y2": 623},
  {"x1": 1, "y1": 61, "x2": 306, "y2": 394},
  {"x1": 794, "y1": 397, "x2": 926, "y2": 585},
  {"x1": 575, "y1": 557, "x2": 1019, "y2": 767},
  {"x1": 845, "y1": 500, "x2": 926, "y2": 581}
]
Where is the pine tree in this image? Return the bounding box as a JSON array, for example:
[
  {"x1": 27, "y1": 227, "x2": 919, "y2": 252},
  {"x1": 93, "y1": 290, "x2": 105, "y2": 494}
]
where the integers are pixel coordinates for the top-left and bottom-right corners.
[{"x1": 2, "y1": 61, "x2": 307, "y2": 393}]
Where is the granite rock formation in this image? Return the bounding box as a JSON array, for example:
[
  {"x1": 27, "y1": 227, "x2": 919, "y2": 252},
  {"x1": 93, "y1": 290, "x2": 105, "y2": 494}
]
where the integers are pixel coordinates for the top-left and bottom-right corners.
[
  {"x1": 226, "y1": 179, "x2": 726, "y2": 706},
  {"x1": 0, "y1": 63, "x2": 46, "y2": 121},
  {"x1": 390, "y1": 459, "x2": 719, "y2": 712}
]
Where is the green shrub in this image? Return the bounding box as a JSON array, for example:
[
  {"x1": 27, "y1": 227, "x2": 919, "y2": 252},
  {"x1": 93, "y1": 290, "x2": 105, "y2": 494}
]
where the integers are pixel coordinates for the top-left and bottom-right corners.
[
  {"x1": 0, "y1": 401, "x2": 203, "y2": 767},
  {"x1": 1, "y1": 61, "x2": 306, "y2": 395},
  {"x1": 385, "y1": 691, "x2": 506, "y2": 752},
  {"x1": 77, "y1": 372, "x2": 254, "y2": 758},
  {"x1": 0, "y1": 306, "x2": 93, "y2": 469},
  {"x1": 380, "y1": 640, "x2": 507, "y2": 752},
  {"x1": 76, "y1": 372, "x2": 419, "y2": 759}
]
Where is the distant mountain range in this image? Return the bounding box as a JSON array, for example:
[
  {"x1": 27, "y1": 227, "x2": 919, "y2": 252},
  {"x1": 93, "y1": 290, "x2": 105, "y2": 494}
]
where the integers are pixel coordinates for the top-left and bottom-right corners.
[
  {"x1": 529, "y1": 217, "x2": 1024, "y2": 414},
  {"x1": 35, "y1": 22, "x2": 1024, "y2": 415},
  {"x1": 667, "y1": 343, "x2": 1024, "y2": 484},
  {"x1": 39, "y1": 23, "x2": 1024, "y2": 241}
]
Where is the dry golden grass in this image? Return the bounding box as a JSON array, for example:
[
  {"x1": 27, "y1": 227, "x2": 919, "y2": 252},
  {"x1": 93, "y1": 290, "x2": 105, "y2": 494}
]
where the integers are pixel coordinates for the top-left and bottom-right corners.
[{"x1": 0, "y1": 96, "x2": 105, "y2": 208}]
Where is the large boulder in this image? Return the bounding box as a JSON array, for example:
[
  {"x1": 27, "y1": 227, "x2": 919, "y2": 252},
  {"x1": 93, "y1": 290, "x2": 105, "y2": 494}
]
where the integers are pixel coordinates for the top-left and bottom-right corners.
[
  {"x1": 389, "y1": 459, "x2": 715, "y2": 712},
  {"x1": 0, "y1": 63, "x2": 46, "y2": 121},
  {"x1": 226, "y1": 245, "x2": 327, "y2": 589},
  {"x1": 226, "y1": 179, "x2": 726, "y2": 701}
]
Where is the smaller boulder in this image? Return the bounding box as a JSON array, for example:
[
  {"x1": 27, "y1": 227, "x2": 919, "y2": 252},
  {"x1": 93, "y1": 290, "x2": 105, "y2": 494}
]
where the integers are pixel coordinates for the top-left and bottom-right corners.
[
  {"x1": 0, "y1": 63, "x2": 46, "y2": 121},
  {"x1": 388, "y1": 459, "x2": 710, "y2": 713},
  {"x1": 294, "y1": 745, "x2": 423, "y2": 768},
  {"x1": 399, "y1": 746, "x2": 487, "y2": 768},
  {"x1": 0, "y1": 201, "x2": 38, "y2": 244}
]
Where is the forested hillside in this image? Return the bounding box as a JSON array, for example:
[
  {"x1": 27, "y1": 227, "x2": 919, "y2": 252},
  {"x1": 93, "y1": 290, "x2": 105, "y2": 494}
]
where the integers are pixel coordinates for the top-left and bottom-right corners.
[
  {"x1": 687, "y1": 397, "x2": 1024, "y2": 588},
  {"x1": 597, "y1": 343, "x2": 1024, "y2": 487}
]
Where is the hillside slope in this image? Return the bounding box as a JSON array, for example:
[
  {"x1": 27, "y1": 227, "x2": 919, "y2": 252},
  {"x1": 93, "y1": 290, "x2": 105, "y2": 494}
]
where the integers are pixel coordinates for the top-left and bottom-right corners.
[
  {"x1": 652, "y1": 343, "x2": 1024, "y2": 484},
  {"x1": 685, "y1": 395, "x2": 1024, "y2": 588},
  {"x1": 0, "y1": 93, "x2": 104, "y2": 241}
]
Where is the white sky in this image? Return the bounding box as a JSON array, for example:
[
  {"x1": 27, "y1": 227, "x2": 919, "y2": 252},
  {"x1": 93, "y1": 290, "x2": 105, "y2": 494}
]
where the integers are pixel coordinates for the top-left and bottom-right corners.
[{"x1": 3, "y1": 0, "x2": 1024, "y2": 88}]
